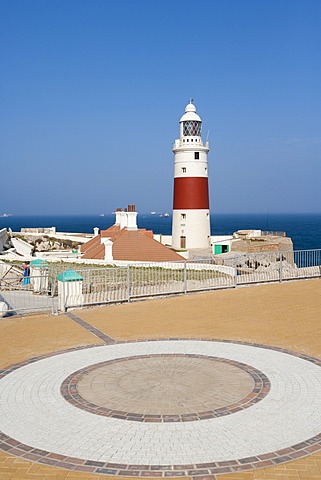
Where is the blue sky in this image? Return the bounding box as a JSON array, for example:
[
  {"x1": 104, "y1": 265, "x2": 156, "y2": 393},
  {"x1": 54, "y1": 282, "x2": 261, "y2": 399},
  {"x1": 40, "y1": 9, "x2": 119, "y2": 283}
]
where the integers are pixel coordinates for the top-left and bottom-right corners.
[{"x1": 1, "y1": 0, "x2": 320, "y2": 214}]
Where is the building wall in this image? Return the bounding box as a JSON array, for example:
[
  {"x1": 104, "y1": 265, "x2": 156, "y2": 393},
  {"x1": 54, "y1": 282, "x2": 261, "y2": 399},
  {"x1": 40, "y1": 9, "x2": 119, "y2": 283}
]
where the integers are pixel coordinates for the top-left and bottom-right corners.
[{"x1": 211, "y1": 235, "x2": 233, "y2": 255}]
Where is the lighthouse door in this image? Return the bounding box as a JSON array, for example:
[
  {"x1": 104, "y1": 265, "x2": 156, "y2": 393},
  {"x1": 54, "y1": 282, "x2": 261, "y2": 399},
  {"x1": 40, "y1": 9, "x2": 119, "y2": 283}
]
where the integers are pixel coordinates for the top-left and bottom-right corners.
[{"x1": 180, "y1": 236, "x2": 186, "y2": 249}]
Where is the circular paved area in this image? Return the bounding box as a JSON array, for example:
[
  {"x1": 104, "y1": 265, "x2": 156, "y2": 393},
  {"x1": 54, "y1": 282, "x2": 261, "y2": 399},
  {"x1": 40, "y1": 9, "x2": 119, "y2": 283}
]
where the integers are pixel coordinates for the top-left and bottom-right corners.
[
  {"x1": 1, "y1": 339, "x2": 321, "y2": 477},
  {"x1": 76, "y1": 356, "x2": 255, "y2": 414},
  {"x1": 64, "y1": 354, "x2": 268, "y2": 421}
]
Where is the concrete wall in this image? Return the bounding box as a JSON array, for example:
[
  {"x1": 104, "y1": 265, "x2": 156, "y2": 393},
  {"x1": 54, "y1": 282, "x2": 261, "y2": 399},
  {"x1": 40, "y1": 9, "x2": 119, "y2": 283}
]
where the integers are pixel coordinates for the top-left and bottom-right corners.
[
  {"x1": 21, "y1": 227, "x2": 56, "y2": 234},
  {"x1": 16, "y1": 231, "x2": 92, "y2": 244},
  {"x1": 153, "y1": 234, "x2": 172, "y2": 246},
  {"x1": 11, "y1": 237, "x2": 33, "y2": 256}
]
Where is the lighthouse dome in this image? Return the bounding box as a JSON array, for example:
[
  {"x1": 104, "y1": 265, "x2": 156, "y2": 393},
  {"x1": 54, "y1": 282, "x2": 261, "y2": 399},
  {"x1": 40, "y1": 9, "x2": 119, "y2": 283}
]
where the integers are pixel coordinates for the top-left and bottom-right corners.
[
  {"x1": 179, "y1": 103, "x2": 201, "y2": 123},
  {"x1": 185, "y1": 103, "x2": 196, "y2": 113}
]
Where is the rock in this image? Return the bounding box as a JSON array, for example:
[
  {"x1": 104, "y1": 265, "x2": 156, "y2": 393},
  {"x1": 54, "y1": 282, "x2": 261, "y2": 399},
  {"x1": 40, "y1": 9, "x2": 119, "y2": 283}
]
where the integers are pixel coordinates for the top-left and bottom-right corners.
[{"x1": 0, "y1": 301, "x2": 8, "y2": 318}]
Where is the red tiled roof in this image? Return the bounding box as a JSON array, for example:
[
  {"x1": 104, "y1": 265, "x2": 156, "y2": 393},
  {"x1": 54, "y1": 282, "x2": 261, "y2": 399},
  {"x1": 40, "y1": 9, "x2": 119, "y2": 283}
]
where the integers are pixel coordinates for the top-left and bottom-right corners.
[
  {"x1": 112, "y1": 229, "x2": 182, "y2": 262},
  {"x1": 80, "y1": 225, "x2": 121, "y2": 259},
  {"x1": 81, "y1": 235, "x2": 105, "y2": 260},
  {"x1": 81, "y1": 226, "x2": 183, "y2": 262},
  {"x1": 101, "y1": 225, "x2": 120, "y2": 237}
]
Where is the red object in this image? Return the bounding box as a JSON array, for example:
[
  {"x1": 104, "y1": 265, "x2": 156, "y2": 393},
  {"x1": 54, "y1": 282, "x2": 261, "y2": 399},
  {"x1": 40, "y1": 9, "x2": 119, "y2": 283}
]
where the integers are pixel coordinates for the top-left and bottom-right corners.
[{"x1": 173, "y1": 177, "x2": 209, "y2": 210}]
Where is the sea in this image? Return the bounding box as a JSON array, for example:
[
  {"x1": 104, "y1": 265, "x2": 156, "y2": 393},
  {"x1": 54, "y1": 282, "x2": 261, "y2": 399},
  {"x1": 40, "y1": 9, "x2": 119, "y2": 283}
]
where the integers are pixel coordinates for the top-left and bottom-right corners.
[{"x1": 1, "y1": 213, "x2": 321, "y2": 252}]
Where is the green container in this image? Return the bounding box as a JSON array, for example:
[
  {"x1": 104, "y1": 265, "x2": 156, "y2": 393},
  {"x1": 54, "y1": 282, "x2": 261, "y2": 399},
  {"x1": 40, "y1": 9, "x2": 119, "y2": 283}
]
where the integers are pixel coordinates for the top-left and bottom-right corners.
[
  {"x1": 57, "y1": 269, "x2": 83, "y2": 282},
  {"x1": 30, "y1": 259, "x2": 48, "y2": 268}
]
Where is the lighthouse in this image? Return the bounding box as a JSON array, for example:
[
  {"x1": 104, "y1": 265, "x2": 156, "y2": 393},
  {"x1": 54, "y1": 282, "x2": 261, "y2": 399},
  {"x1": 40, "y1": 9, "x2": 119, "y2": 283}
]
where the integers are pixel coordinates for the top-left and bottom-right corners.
[{"x1": 172, "y1": 101, "x2": 211, "y2": 251}]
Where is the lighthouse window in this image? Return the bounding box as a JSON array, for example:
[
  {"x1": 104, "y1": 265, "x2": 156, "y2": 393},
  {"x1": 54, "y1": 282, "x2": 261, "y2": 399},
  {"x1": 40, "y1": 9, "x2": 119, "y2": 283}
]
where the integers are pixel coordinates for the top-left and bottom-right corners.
[
  {"x1": 182, "y1": 167, "x2": 186, "y2": 173},
  {"x1": 183, "y1": 121, "x2": 202, "y2": 136},
  {"x1": 194, "y1": 152, "x2": 200, "y2": 159},
  {"x1": 181, "y1": 214, "x2": 186, "y2": 220}
]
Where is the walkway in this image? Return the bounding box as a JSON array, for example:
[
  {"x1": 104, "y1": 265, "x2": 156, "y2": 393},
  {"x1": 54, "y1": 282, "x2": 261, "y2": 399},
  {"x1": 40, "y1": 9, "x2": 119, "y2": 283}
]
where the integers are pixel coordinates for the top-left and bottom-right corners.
[{"x1": 0, "y1": 279, "x2": 321, "y2": 479}]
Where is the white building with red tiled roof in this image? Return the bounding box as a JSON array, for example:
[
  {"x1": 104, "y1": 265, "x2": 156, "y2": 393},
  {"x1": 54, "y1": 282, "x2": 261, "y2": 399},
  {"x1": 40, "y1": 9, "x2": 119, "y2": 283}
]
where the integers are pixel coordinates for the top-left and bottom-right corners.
[{"x1": 80, "y1": 205, "x2": 184, "y2": 263}]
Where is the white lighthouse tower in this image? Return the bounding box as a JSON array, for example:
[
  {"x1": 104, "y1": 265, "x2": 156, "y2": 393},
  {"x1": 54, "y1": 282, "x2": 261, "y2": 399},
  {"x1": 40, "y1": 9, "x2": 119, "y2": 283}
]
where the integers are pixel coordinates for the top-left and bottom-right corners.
[{"x1": 172, "y1": 101, "x2": 211, "y2": 251}]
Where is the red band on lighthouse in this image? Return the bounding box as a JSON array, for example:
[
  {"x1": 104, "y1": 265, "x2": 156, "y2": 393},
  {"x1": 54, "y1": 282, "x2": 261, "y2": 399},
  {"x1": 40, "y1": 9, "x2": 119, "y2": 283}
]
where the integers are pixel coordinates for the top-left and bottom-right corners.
[{"x1": 173, "y1": 177, "x2": 209, "y2": 210}]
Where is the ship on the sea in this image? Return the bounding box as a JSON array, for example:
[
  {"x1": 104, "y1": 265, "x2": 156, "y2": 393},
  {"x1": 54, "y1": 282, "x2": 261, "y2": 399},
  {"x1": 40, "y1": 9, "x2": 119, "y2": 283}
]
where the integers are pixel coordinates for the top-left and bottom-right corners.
[{"x1": 0, "y1": 213, "x2": 12, "y2": 217}]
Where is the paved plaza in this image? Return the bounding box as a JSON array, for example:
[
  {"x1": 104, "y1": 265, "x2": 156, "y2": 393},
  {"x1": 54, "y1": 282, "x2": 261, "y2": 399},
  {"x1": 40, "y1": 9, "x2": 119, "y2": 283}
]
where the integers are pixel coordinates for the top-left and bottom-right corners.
[{"x1": 1, "y1": 280, "x2": 321, "y2": 479}]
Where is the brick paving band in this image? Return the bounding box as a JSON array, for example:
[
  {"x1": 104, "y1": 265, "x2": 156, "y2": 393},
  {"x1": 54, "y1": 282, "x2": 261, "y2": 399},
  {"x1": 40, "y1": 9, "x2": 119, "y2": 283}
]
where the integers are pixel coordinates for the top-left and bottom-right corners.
[
  {"x1": 0, "y1": 339, "x2": 321, "y2": 477},
  {"x1": 0, "y1": 429, "x2": 321, "y2": 477},
  {"x1": 65, "y1": 312, "x2": 116, "y2": 344},
  {"x1": 61, "y1": 354, "x2": 270, "y2": 422}
]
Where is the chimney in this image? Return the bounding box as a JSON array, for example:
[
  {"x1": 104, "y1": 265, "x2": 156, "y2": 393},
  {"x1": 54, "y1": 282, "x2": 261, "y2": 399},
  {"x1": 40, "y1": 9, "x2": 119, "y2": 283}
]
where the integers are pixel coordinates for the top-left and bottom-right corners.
[
  {"x1": 101, "y1": 238, "x2": 113, "y2": 262},
  {"x1": 93, "y1": 227, "x2": 99, "y2": 237},
  {"x1": 120, "y1": 210, "x2": 128, "y2": 229},
  {"x1": 127, "y1": 204, "x2": 138, "y2": 230},
  {"x1": 127, "y1": 204, "x2": 136, "y2": 212},
  {"x1": 115, "y1": 208, "x2": 122, "y2": 226}
]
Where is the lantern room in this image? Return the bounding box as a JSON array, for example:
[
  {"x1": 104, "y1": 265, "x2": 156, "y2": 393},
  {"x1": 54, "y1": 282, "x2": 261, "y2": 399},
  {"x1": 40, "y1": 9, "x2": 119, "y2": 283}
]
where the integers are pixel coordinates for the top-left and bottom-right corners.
[{"x1": 179, "y1": 103, "x2": 202, "y2": 139}]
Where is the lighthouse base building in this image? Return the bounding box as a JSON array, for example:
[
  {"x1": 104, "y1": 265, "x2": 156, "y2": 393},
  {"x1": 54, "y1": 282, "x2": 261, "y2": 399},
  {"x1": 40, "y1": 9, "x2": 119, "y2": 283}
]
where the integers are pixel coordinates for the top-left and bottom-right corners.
[{"x1": 172, "y1": 102, "x2": 211, "y2": 251}]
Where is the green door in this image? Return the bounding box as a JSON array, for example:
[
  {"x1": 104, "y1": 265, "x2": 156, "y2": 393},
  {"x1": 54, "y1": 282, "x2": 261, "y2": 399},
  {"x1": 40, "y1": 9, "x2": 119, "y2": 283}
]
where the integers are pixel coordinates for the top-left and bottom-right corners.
[{"x1": 214, "y1": 245, "x2": 223, "y2": 254}]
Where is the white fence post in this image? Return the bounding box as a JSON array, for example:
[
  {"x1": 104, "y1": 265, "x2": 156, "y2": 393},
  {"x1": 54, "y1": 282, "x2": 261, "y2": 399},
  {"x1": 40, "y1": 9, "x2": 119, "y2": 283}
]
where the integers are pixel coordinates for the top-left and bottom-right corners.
[
  {"x1": 127, "y1": 265, "x2": 131, "y2": 302},
  {"x1": 50, "y1": 274, "x2": 56, "y2": 314},
  {"x1": 234, "y1": 256, "x2": 238, "y2": 287},
  {"x1": 279, "y1": 254, "x2": 283, "y2": 283},
  {"x1": 183, "y1": 261, "x2": 187, "y2": 294}
]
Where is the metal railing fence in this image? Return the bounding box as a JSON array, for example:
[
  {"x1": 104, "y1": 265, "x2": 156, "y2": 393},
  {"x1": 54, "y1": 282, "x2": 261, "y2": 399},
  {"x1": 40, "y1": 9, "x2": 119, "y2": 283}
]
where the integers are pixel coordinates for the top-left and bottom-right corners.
[
  {"x1": 56, "y1": 249, "x2": 321, "y2": 311},
  {"x1": 0, "y1": 272, "x2": 56, "y2": 315},
  {"x1": 217, "y1": 249, "x2": 321, "y2": 285},
  {"x1": 80, "y1": 267, "x2": 129, "y2": 306},
  {"x1": 1, "y1": 248, "x2": 321, "y2": 315}
]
